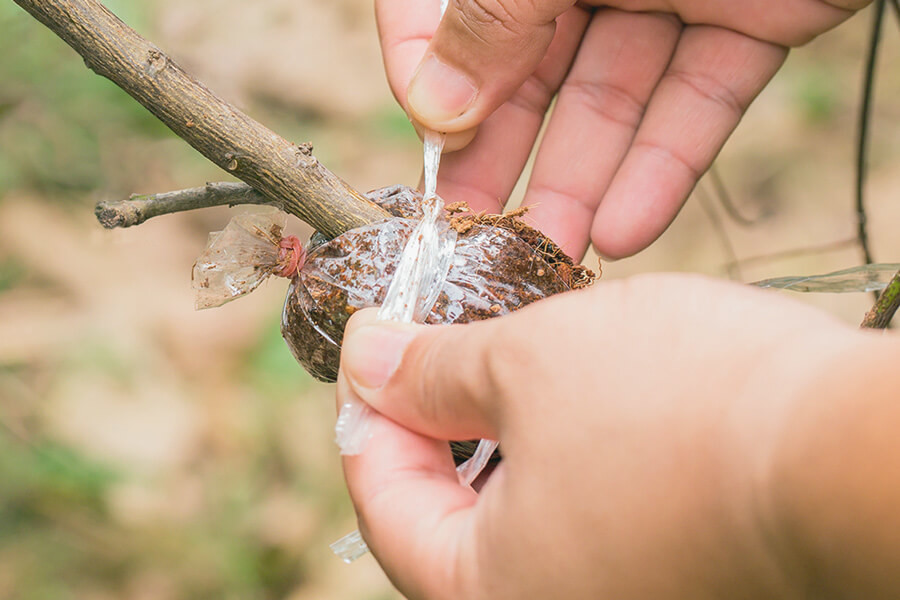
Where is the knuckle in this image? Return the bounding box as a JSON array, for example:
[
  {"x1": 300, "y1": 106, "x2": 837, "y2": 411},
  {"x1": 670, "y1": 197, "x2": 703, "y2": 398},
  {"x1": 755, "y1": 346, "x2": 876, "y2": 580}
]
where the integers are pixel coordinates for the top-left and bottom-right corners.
[
  {"x1": 454, "y1": 0, "x2": 526, "y2": 37},
  {"x1": 479, "y1": 322, "x2": 541, "y2": 416},
  {"x1": 528, "y1": 180, "x2": 596, "y2": 216},
  {"x1": 665, "y1": 68, "x2": 746, "y2": 118},
  {"x1": 560, "y1": 77, "x2": 646, "y2": 130},
  {"x1": 412, "y1": 325, "x2": 496, "y2": 428},
  {"x1": 506, "y1": 73, "x2": 557, "y2": 116},
  {"x1": 632, "y1": 138, "x2": 704, "y2": 182},
  {"x1": 417, "y1": 322, "x2": 511, "y2": 426},
  {"x1": 414, "y1": 332, "x2": 454, "y2": 425}
]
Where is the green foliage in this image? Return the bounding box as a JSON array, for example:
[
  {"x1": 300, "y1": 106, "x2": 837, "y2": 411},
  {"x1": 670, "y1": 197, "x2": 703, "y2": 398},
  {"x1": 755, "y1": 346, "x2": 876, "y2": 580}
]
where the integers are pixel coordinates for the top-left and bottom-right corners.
[
  {"x1": 0, "y1": 429, "x2": 123, "y2": 598},
  {"x1": 792, "y1": 67, "x2": 840, "y2": 125},
  {"x1": 369, "y1": 105, "x2": 418, "y2": 142},
  {"x1": 243, "y1": 314, "x2": 313, "y2": 400},
  {"x1": 0, "y1": 423, "x2": 319, "y2": 599},
  {"x1": 0, "y1": 257, "x2": 26, "y2": 293},
  {"x1": 0, "y1": 432, "x2": 117, "y2": 520},
  {"x1": 0, "y1": 3, "x2": 170, "y2": 198}
]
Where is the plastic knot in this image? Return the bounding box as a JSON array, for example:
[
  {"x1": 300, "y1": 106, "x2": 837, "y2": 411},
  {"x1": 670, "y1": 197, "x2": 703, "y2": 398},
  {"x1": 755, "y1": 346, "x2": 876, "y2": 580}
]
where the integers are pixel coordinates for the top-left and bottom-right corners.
[{"x1": 276, "y1": 236, "x2": 305, "y2": 278}]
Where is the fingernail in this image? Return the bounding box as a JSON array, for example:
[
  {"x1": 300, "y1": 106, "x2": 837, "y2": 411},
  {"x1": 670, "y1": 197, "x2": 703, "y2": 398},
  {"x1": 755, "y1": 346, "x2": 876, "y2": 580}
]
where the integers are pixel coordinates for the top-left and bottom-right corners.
[
  {"x1": 341, "y1": 324, "x2": 417, "y2": 392},
  {"x1": 407, "y1": 55, "x2": 477, "y2": 125}
]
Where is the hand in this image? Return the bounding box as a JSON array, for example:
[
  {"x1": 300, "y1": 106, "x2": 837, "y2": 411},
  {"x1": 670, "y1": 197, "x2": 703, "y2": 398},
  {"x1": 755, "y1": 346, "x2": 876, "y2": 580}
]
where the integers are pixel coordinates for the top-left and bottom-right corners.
[
  {"x1": 335, "y1": 275, "x2": 897, "y2": 599},
  {"x1": 377, "y1": 0, "x2": 872, "y2": 259}
]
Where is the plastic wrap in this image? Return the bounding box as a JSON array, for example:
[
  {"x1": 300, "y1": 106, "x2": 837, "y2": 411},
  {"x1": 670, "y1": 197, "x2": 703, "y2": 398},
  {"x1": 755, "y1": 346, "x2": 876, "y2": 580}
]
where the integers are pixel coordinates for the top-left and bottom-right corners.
[
  {"x1": 752, "y1": 263, "x2": 900, "y2": 293},
  {"x1": 333, "y1": 131, "x2": 456, "y2": 455},
  {"x1": 192, "y1": 207, "x2": 304, "y2": 309},
  {"x1": 192, "y1": 181, "x2": 596, "y2": 565},
  {"x1": 192, "y1": 75, "x2": 595, "y2": 566},
  {"x1": 281, "y1": 188, "x2": 576, "y2": 382},
  {"x1": 456, "y1": 439, "x2": 500, "y2": 487}
]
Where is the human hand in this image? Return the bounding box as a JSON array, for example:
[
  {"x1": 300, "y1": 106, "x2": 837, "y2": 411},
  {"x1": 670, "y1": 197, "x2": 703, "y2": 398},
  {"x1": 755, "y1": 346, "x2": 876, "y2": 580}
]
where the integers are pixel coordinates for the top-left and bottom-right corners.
[
  {"x1": 335, "y1": 275, "x2": 886, "y2": 599},
  {"x1": 377, "y1": 0, "x2": 872, "y2": 259}
]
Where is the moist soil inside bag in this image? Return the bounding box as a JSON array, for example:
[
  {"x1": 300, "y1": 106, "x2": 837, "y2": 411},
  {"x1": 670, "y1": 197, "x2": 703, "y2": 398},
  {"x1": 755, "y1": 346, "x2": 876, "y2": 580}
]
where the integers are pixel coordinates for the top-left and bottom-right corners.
[{"x1": 281, "y1": 185, "x2": 596, "y2": 463}]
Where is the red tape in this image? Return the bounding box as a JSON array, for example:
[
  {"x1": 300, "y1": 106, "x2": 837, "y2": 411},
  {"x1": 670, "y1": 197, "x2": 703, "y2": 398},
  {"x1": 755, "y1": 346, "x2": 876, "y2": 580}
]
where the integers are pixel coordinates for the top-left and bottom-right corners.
[{"x1": 276, "y1": 236, "x2": 305, "y2": 278}]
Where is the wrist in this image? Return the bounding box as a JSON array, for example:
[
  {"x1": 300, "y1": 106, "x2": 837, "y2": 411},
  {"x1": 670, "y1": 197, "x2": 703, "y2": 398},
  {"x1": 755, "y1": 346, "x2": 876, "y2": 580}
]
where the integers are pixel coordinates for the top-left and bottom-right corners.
[
  {"x1": 767, "y1": 331, "x2": 900, "y2": 598},
  {"x1": 714, "y1": 323, "x2": 868, "y2": 597}
]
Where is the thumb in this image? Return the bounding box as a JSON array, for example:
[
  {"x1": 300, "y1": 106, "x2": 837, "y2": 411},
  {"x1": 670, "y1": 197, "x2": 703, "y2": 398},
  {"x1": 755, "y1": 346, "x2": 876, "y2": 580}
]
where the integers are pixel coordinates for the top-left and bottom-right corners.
[
  {"x1": 339, "y1": 308, "x2": 505, "y2": 442},
  {"x1": 408, "y1": 0, "x2": 575, "y2": 131}
]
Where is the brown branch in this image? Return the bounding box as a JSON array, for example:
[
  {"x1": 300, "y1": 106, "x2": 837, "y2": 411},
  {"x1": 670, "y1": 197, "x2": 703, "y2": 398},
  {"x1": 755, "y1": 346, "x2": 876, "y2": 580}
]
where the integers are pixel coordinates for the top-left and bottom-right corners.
[
  {"x1": 725, "y1": 238, "x2": 859, "y2": 273},
  {"x1": 95, "y1": 182, "x2": 273, "y2": 228},
  {"x1": 13, "y1": 0, "x2": 390, "y2": 239},
  {"x1": 861, "y1": 269, "x2": 900, "y2": 329},
  {"x1": 694, "y1": 184, "x2": 742, "y2": 281}
]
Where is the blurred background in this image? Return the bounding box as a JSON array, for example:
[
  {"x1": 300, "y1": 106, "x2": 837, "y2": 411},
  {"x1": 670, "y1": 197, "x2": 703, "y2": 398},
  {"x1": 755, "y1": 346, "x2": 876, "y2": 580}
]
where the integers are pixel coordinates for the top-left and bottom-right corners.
[{"x1": 0, "y1": 1, "x2": 897, "y2": 598}]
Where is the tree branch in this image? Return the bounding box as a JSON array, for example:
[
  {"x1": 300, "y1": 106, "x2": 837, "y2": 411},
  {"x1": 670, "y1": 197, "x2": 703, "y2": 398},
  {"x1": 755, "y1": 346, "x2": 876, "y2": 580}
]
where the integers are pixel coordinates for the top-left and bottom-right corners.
[
  {"x1": 861, "y1": 269, "x2": 900, "y2": 329},
  {"x1": 95, "y1": 182, "x2": 273, "y2": 228},
  {"x1": 12, "y1": 0, "x2": 390, "y2": 239}
]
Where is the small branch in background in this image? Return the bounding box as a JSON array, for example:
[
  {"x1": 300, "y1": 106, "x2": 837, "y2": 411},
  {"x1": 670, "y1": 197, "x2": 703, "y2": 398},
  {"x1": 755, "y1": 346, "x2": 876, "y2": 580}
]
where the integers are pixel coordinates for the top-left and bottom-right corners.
[
  {"x1": 12, "y1": 0, "x2": 390, "y2": 238},
  {"x1": 861, "y1": 269, "x2": 900, "y2": 329},
  {"x1": 855, "y1": 0, "x2": 886, "y2": 266},
  {"x1": 890, "y1": 0, "x2": 900, "y2": 28},
  {"x1": 695, "y1": 184, "x2": 742, "y2": 281},
  {"x1": 725, "y1": 238, "x2": 858, "y2": 274},
  {"x1": 708, "y1": 165, "x2": 763, "y2": 227},
  {"x1": 95, "y1": 182, "x2": 272, "y2": 228}
]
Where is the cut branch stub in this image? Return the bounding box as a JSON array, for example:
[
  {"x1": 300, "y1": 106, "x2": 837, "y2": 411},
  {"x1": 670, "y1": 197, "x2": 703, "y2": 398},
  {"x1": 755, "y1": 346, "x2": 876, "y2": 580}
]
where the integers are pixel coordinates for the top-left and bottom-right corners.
[
  {"x1": 14, "y1": 0, "x2": 390, "y2": 239},
  {"x1": 95, "y1": 182, "x2": 274, "y2": 229}
]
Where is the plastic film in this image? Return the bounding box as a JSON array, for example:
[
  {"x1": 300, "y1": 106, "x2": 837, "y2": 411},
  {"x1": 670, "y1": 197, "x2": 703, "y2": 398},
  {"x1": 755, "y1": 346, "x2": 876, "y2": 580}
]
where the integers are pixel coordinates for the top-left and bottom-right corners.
[
  {"x1": 192, "y1": 208, "x2": 286, "y2": 309},
  {"x1": 330, "y1": 529, "x2": 370, "y2": 564},
  {"x1": 192, "y1": 207, "x2": 306, "y2": 309},
  {"x1": 283, "y1": 192, "x2": 571, "y2": 383},
  {"x1": 334, "y1": 131, "x2": 454, "y2": 455},
  {"x1": 330, "y1": 130, "x2": 455, "y2": 563},
  {"x1": 456, "y1": 439, "x2": 500, "y2": 487},
  {"x1": 752, "y1": 263, "x2": 900, "y2": 293}
]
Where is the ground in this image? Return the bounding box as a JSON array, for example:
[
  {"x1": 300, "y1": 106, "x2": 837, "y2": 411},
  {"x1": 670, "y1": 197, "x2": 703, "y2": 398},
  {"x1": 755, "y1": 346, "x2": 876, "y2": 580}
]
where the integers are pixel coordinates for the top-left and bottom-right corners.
[{"x1": 0, "y1": 1, "x2": 898, "y2": 599}]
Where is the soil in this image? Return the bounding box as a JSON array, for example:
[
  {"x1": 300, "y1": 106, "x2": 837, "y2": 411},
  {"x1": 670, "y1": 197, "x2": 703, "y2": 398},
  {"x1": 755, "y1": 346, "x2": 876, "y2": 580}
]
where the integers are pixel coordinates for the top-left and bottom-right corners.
[
  {"x1": 281, "y1": 185, "x2": 596, "y2": 383},
  {"x1": 280, "y1": 186, "x2": 597, "y2": 463}
]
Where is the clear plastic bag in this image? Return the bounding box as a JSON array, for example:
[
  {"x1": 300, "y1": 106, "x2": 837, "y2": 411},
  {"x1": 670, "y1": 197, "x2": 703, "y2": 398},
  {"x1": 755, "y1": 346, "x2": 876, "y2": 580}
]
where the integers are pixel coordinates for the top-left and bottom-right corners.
[
  {"x1": 192, "y1": 125, "x2": 595, "y2": 567},
  {"x1": 327, "y1": 128, "x2": 534, "y2": 562},
  {"x1": 333, "y1": 132, "x2": 457, "y2": 456},
  {"x1": 192, "y1": 184, "x2": 595, "y2": 563},
  {"x1": 280, "y1": 189, "x2": 576, "y2": 383},
  {"x1": 752, "y1": 263, "x2": 900, "y2": 293},
  {"x1": 192, "y1": 207, "x2": 304, "y2": 309}
]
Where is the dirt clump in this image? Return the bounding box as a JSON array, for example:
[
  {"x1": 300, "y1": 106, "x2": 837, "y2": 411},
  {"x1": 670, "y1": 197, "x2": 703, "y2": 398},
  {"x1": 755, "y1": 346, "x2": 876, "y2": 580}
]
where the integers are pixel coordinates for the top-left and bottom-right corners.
[{"x1": 282, "y1": 185, "x2": 597, "y2": 384}]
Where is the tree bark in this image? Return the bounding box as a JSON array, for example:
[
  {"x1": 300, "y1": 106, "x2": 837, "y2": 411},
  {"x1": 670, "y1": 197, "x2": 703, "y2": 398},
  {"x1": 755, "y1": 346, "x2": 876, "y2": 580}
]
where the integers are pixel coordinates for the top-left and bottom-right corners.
[
  {"x1": 12, "y1": 0, "x2": 390, "y2": 239},
  {"x1": 95, "y1": 182, "x2": 273, "y2": 228}
]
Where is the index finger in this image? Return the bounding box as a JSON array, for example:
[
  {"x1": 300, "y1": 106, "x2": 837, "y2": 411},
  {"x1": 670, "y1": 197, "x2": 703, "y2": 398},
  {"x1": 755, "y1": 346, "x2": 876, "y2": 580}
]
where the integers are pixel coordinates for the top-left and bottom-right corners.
[
  {"x1": 375, "y1": 0, "x2": 439, "y2": 108},
  {"x1": 377, "y1": 0, "x2": 591, "y2": 215},
  {"x1": 590, "y1": 26, "x2": 787, "y2": 258}
]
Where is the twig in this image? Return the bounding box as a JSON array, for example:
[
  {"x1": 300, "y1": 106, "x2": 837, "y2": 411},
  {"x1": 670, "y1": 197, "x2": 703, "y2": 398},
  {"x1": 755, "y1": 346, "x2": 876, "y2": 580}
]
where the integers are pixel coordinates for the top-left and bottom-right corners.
[
  {"x1": 708, "y1": 165, "x2": 763, "y2": 227},
  {"x1": 12, "y1": 0, "x2": 390, "y2": 238},
  {"x1": 725, "y1": 238, "x2": 858, "y2": 273},
  {"x1": 861, "y1": 269, "x2": 900, "y2": 329},
  {"x1": 695, "y1": 185, "x2": 742, "y2": 280},
  {"x1": 855, "y1": 0, "x2": 885, "y2": 266},
  {"x1": 95, "y1": 182, "x2": 272, "y2": 228}
]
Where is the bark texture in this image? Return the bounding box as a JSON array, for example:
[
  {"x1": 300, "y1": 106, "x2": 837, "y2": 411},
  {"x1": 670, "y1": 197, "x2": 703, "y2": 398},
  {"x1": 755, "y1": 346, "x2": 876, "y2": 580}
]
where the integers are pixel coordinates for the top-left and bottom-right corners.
[{"x1": 13, "y1": 0, "x2": 390, "y2": 238}]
